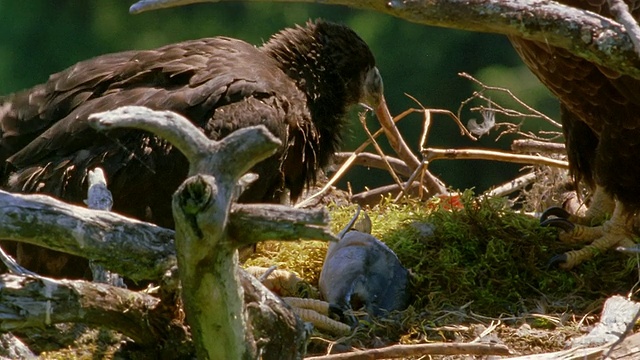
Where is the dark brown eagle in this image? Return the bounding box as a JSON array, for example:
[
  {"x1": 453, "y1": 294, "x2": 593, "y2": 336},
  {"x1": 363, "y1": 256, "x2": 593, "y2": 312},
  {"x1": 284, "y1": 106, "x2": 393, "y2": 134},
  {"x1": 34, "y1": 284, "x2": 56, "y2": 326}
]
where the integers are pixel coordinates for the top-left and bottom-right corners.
[
  {"x1": 0, "y1": 19, "x2": 384, "y2": 277},
  {"x1": 510, "y1": 1, "x2": 640, "y2": 268}
]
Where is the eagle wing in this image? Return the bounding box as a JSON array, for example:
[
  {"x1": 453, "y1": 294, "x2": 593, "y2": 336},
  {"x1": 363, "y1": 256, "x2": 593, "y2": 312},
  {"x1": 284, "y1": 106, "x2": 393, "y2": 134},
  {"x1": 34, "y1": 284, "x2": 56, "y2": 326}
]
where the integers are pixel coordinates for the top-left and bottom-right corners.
[{"x1": 0, "y1": 37, "x2": 309, "y2": 225}]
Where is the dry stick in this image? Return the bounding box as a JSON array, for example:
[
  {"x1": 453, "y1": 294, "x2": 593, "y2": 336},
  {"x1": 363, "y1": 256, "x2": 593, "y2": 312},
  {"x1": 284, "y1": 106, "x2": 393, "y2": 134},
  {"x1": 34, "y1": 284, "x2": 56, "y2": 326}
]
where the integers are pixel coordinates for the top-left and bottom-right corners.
[
  {"x1": 423, "y1": 148, "x2": 569, "y2": 169},
  {"x1": 333, "y1": 152, "x2": 412, "y2": 178},
  {"x1": 407, "y1": 93, "x2": 476, "y2": 199},
  {"x1": 358, "y1": 114, "x2": 408, "y2": 197},
  {"x1": 511, "y1": 139, "x2": 566, "y2": 154},
  {"x1": 393, "y1": 161, "x2": 426, "y2": 203},
  {"x1": 90, "y1": 106, "x2": 317, "y2": 359},
  {"x1": 485, "y1": 172, "x2": 539, "y2": 198},
  {"x1": 351, "y1": 181, "x2": 428, "y2": 207},
  {"x1": 372, "y1": 98, "x2": 449, "y2": 196},
  {"x1": 458, "y1": 77, "x2": 564, "y2": 144},
  {"x1": 130, "y1": 0, "x2": 640, "y2": 80},
  {"x1": 305, "y1": 342, "x2": 511, "y2": 360},
  {"x1": 466, "y1": 96, "x2": 563, "y2": 143},
  {"x1": 295, "y1": 107, "x2": 426, "y2": 208},
  {"x1": 404, "y1": 93, "x2": 477, "y2": 143},
  {"x1": 459, "y1": 72, "x2": 562, "y2": 128}
]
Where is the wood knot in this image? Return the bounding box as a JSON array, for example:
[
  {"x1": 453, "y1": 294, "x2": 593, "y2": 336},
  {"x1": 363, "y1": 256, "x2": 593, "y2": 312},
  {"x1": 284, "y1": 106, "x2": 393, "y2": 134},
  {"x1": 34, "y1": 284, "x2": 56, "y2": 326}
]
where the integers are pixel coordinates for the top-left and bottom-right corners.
[{"x1": 178, "y1": 175, "x2": 214, "y2": 216}]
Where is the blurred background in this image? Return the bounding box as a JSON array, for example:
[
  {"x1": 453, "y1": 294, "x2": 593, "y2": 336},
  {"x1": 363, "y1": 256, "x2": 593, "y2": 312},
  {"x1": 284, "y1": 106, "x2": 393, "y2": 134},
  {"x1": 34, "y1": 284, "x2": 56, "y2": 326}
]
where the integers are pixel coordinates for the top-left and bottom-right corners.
[{"x1": 0, "y1": 1, "x2": 560, "y2": 195}]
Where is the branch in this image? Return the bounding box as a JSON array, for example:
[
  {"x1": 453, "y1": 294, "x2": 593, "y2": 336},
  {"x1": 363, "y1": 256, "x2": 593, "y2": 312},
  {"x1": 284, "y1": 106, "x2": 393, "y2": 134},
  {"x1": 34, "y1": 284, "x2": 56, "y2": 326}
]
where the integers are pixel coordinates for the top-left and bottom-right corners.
[
  {"x1": 305, "y1": 341, "x2": 511, "y2": 360},
  {"x1": 0, "y1": 190, "x2": 176, "y2": 282},
  {"x1": 608, "y1": 0, "x2": 640, "y2": 58},
  {"x1": 334, "y1": 152, "x2": 412, "y2": 178},
  {"x1": 0, "y1": 274, "x2": 164, "y2": 345},
  {"x1": 511, "y1": 139, "x2": 566, "y2": 155},
  {"x1": 229, "y1": 204, "x2": 337, "y2": 245},
  {"x1": 351, "y1": 182, "x2": 428, "y2": 207},
  {"x1": 0, "y1": 189, "x2": 333, "y2": 283},
  {"x1": 485, "y1": 172, "x2": 539, "y2": 198},
  {"x1": 90, "y1": 106, "x2": 314, "y2": 358},
  {"x1": 423, "y1": 147, "x2": 569, "y2": 168},
  {"x1": 89, "y1": 106, "x2": 210, "y2": 166},
  {"x1": 89, "y1": 106, "x2": 281, "y2": 184},
  {"x1": 130, "y1": 0, "x2": 640, "y2": 79}
]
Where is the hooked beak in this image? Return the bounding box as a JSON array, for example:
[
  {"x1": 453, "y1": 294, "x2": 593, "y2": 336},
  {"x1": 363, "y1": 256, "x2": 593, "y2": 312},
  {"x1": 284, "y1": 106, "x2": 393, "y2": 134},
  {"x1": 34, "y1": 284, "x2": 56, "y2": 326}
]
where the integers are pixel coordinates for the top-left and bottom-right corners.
[
  {"x1": 360, "y1": 67, "x2": 395, "y2": 147},
  {"x1": 361, "y1": 67, "x2": 421, "y2": 171}
]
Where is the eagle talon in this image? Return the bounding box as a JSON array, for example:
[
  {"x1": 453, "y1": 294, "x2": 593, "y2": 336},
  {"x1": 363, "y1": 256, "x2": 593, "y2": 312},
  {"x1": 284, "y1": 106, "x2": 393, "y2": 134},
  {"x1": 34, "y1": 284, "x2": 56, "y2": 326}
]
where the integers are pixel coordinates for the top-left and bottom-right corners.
[
  {"x1": 547, "y1": 253, "x2": 569, "y2": 269},
  {"x1": 540, "y1": 217, "x2": 575, "y2": 232},
  {"x1": 540, "y1": 207, "x2": 572, "y2": 223}
]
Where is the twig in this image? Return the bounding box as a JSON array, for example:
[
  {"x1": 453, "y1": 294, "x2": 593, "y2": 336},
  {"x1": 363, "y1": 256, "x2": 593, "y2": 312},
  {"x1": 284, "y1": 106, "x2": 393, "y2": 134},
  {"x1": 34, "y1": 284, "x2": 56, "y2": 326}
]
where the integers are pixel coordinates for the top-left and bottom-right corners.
[
  {"x1": 304, "y1": 341, "x2": 511, "y2": 359},
  {"x1": 334, "y1": 152, "x2": 412, "y2": 177},
  {"x1": 511, "y1": 139, "x2": 566, "y2": 154},
  {"x1": 485, "y1": 172, "x2": 539, "y2": 198},
  {"x1": 423, "y1": 147, "x2": 569, "y2": 168},
  {"x1": 129, "y1": 0, "x2": 640, "y2": 80},
  {"x1": 359, "y1": 113, "x2": 408, "y2": 196},
  {"x1": 351, "y1": 182, "x2": 429, "y2": 207},
  {"x1": 296, "y1": 107, "x2": 446, "y2": 208},
  {"x1": 459, "y1": 72, "x2": 562, "y2": 129}
]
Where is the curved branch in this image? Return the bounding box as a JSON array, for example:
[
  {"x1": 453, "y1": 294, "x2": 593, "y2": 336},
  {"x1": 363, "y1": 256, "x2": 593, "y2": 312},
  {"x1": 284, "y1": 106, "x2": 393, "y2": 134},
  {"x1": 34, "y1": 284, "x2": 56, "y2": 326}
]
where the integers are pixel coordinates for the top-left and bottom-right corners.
[
  {"x1": 88, "y1": 106, "x2": 211, "y2": 164},
  {"x1": 130, "y1": 0, "x2": 640, "y2": 79}
]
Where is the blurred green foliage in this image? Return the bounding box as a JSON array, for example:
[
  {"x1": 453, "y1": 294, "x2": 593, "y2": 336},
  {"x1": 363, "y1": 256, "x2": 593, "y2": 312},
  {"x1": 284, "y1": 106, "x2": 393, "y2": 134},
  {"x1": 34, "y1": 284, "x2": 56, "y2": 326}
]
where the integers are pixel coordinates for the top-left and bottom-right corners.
[{"x1": 0, "y1": 1, "x2": 559, "y2": 193}]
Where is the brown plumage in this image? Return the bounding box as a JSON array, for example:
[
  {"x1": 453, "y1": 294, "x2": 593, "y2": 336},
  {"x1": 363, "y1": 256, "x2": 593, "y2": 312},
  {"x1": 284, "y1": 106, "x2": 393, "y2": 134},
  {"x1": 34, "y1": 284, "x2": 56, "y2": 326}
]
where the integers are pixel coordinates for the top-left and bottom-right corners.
[
  {"x1": 510, "y1": 1, "x2": 640, "y2": 267},
  {"x1": 0, "y1": 20, "x2": 383, "y2": 277}
]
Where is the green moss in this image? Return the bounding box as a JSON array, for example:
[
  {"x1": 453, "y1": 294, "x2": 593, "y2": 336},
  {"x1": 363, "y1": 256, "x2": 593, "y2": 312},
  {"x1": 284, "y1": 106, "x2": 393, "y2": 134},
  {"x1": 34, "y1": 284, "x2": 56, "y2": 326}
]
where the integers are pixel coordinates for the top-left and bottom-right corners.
[{"x1": 327, "y1": 190, "x2": 637, "y2": 319}]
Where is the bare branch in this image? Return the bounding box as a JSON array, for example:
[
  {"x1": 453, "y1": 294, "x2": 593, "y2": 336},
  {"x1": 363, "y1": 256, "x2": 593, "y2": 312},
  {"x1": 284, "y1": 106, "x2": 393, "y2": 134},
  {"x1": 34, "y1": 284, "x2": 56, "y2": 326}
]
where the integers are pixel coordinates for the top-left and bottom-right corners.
[
  {"x1": 304, "y1": 341, "x2": 511, "y2": 360},
  {"x1": 351, "y1": 182, "x2": 429, "y2": 207},
  {"x1": 511, "y1": 139, "x2": 566, "y2": 154},
  {"x1": 459, "y1": 72, "x2": 562, "y2": 129},
  {"x1": 130, "y1": 0, "x2": 640, "y2": 79},
  {"x1": 0, "y1": 190, "x2": 176, "y2": 282},
  {"x1": 89, "y1": 106, "x2": 211, "y2": 166},
  {"x1": 485, "y1": 172, "x2": 539, "y2": 198},
  {"x1": 0, "y1": 274, "x2": 164, "y2": 345},
  {"x1": 334, "y1": 152, "x2": 412, "y2": 178},
  {"x1": 423, "y1": 147, "x2": 569, "y2": 168}
]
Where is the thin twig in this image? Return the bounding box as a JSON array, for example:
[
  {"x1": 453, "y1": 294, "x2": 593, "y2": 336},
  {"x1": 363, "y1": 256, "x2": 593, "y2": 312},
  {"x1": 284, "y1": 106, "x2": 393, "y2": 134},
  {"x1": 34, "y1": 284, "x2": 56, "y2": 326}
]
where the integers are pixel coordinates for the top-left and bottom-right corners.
[
  {"x1": 459, "y1": 72, "x2": 561, "y2": 128},
  {"x1": 359, "y1": 113, "x2": 408, "y2": 196}
]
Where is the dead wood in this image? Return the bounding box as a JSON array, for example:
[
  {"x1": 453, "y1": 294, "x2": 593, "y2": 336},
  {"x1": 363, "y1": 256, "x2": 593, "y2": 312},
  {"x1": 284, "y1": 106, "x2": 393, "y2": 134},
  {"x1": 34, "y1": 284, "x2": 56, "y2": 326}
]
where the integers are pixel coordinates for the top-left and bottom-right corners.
[
  {"x1": 334, "y1": 152, "x2": 412, "y2": 178},
  {"x1": 0, "y1": 274, "x2": 165, "y2": 345},
  {"x1": 89, "y1": 106, "x2": 318, "y2": 359},
  {"x1": 130, "y1": 0, "x2": 640, "y2": 80},
  {"x1": 0, "y1": 189, "x2": 333, "y2": 284},
  {"x1": 423, "y1": 147, "x2": 569, "y2": 169},
  {"x1": 305, "y1": 341, "x2": 511, "y2": 359},
  {"x1": 511, "y1": 139, "x2": 566, "y2": 155},
  {"x1": 0, "y1": 190, "x2": 176, "y2": 283}
]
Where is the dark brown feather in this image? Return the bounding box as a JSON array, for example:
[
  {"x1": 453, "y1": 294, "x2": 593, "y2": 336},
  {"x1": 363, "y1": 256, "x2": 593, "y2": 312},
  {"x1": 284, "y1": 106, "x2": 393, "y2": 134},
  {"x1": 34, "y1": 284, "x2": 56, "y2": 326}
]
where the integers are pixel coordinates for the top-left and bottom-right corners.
[{"x1": 0, "y1": 20, "x2": 377, "y2": 278}]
